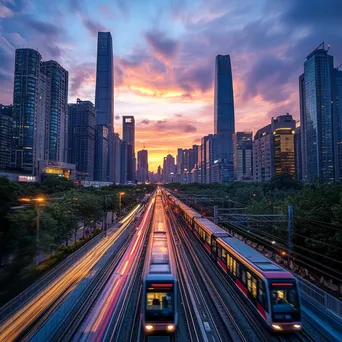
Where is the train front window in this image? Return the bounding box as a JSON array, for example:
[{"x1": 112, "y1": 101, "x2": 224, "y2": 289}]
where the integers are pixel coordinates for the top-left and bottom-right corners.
[
  {"x1": 271, "y1": 283, "x2": 300, "y2": 321},
  {"x1": 146, "y1": 291, "x2": 173, "y2": 321}
]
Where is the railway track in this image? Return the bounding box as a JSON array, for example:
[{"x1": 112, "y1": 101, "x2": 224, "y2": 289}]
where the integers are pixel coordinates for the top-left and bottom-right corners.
[
  {"x1": 168, "y1": 208, "x2": 246, "y2": 342},
  {"x1": 172, "y1": 209, "x2": 318, "y2": 342}
]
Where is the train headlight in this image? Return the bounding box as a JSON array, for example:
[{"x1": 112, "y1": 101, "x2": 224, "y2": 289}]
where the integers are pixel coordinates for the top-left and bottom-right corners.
[
  {"x1": 294, "y1": 324, "x2": 301, "y2": 329},
  {"x1": 167, "y1": 325, "x2": 175, "y2": 331},
  {"x1": 272, "y1": 324, "x2": 282, "y2": 330},
  {"x1": 146, "y1": 325, "x2": 153, "y2": 331}
]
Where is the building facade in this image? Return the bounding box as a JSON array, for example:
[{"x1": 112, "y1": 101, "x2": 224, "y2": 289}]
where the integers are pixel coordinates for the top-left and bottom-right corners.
[
  {"x1": 122, "y1": 116, "x2": 135, "y2": 182},
  {"x1": 214, "y1": 54, "x2": 235, "y2": 181},
  {"x1": 94, "y1": 32, "x2": 114, "y2": 181},
  {"x1": 300, "y1": 44, "x2": 337, "y2": 182},
  {"x1": 233, "y1": 132, "x2": 253, "y2": 181},
  {"x1": 163, "y1": 154, "x2": 175, "y2": 182},
  {"x1": 253, "y1": 114, "x2": 296, "y2": 182},
  {"x1": 40, "y1": 60, "x2": 69, "y2": 163},
  {"x1": 0, "y1": 105, "x2": 13, "y2": 170},
  {"x1": 294, "y1": 127, "x2": 302, "y2": 180},
  {"x1": 137, "y1": 149, "x2": 148, "y2": 182},
  {"x1": 335, "y1": 68, "x2": 342, "y2": 182},
  {"x1": 68, "y1": 99, "x2": 96, "y2": 180}
]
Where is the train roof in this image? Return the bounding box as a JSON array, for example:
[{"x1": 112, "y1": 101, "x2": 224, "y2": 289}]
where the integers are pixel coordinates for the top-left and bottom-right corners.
[
  {"x1": 218, "y1": 237, "x2": 291, "y2": 277},
  {"x1": 194, "y1": 216, "x2": 230, "y2": 235}
]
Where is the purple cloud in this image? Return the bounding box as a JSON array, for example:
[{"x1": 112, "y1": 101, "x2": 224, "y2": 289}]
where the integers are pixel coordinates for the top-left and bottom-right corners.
[
  {"x1": 141, "y1": 119, "x2": 150, "y2": 125},
  {"x1": 145, "y1": 31, "x2": 180, "y2": 59},
  {"x1": 183, "y1": 124, "x2": 197, "y2": 133}
]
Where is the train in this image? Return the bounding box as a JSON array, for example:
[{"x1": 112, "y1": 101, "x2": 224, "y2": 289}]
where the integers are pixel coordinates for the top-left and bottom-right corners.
[
  {"x1": 164, "y1": 189, "x2": 302, "y2": 333},
  {"x1": 142, "y1": 190, "x2": 178, "y2": 334}
]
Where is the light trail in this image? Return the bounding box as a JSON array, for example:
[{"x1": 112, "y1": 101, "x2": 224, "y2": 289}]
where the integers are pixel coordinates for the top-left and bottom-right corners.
[{"x1": 0, "y1": 205, "x2": 141, "y2": 341}]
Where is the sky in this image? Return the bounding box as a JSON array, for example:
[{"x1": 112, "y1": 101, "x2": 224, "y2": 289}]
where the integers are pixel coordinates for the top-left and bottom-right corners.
[{"x1": 1, "y1": 0, "x2": 342, "y2": 171}]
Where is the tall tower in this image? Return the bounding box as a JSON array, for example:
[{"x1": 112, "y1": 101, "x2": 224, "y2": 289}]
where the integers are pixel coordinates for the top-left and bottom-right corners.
[
  {"x1": 300, "y1": 43, "x2": 337, "y2": 182},
  {"x1": 122, "y1": 116, "x2": 135, "y2": 182},
  {"x1": 94, "y1": 32, "x2": 114, "y2": 181},
  {"x1": 214, "y1": 55, "x2": 235, "y2": 159},
  {"x1": 12, "y1": 49, "x2": 43, "y2": 173},
  {"x1": 41, "y1": 61, "x2": 69, "y2": 162}
]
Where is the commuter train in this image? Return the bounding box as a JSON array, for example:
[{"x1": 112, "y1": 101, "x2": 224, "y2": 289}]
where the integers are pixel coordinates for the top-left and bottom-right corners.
[
  {"x1": 165, "y1": 190, "x2": 301, "y2": 333},
  {"x1": 142, "y1": 190, "x2": 178, "y2": 334}
]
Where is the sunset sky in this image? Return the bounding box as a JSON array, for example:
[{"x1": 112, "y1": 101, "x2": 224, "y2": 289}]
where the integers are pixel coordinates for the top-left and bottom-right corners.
[{"x1": 1, "y1": 0, "x2": 342, "y2": 171}]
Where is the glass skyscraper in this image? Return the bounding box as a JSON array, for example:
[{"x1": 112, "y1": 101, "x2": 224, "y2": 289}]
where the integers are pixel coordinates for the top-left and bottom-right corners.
[
  {"x1": 0, "y1": 104, "x2": 13, "y2": 170},
  {"x1": 214, "y1": 55, "x2": 235, "y2": 182},
  {"x1": 122, "y1": 116, "x2": 136, "y2": 182},
  {"x1": 335, "y1": 68, "x2": 342, "y2": 181},
  {"x1": 300, "y1": 44, "x2": 337, "y2": 182},
  {"x1": 233, "y1": 132, "x2": 253, "y2": 181},
  {"x1": 12, "y1": 49, "x2": 42, "y2": 173},
  {"x1": 94, "y1": 32, "x2": 114, "y2": 181}
]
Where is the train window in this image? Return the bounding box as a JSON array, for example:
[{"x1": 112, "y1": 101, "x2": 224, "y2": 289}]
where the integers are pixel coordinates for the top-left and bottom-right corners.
[
  {"x1": 222, "y1": 249, "x2": 227, "y2": 262},
  {"x1": 242, "y1": 269, "x2": 246, "y2": 284},
  {"x1": 258, "y1": 280, "x2": 268, "y2": 311},
  {"x1": 206, "y1": 233, "x2": 211, "y2": 245},
  {"x1": 252, "y1": 277, "x2": 257, "y2": 298},
  {"x1": 247, "y1": 272, "x2": 252, "y2": 292},
  {"x1": 236, "y1": 262, "x2": 240, "y2": 278},
  {"x1": 226, "y1": 253, "x2": 230, "y2": 270},
  {"x1": 212, "y1": 239, "x2": 217, "y2": 253},
  {"x1": 271, "y1": 284, "x2": 299, "y2": 311},
  {"x1": 217, "y1": 246, "x2": 222, "y2": 259},
  {"x1": 146, "y1": 291, "x2": 173, "y2": 318},
  {"x1": 231, "y1": 258, "x2": 237, "y2": 276}
]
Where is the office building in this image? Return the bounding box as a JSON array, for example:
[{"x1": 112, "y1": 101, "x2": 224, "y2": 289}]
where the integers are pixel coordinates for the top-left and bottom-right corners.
[
  {"x1": 233, "y1": 132, "x2": 253, "y2": 181},
  {"x1": 67, "y1": 99, "x2": 96, "y2": 180},
  {"x1": 335, "y1": 68, "x2": 342, "y2": 182},
  {"x1": 94, "y1": 32, "x2": 114, "y2": 181},
  {"x1": 12, "y1": 49, "x2": 42, "y2": 173},
  {"x1": 163, "y1": 154, "x2": 175, "y2": 182},
  {"x1": 214, "y1": 54, "x2": 235, "y2": 181},
  {"x1": 122, "y1": 116, "x2": 135, "y2": 182},
  {"x1": 0, "y1": 105, "x2": 13, "y2": 170},
  {"x1": 253, "y1": 114, "x2": 296, "y2": 182},
  {"x1": 300, "y1": 43, "x2": 337, "y2": 182},
  {"x1": 40, "y1": 60, "x2": 69, "y2": 163},
  {"x1": 120, "y1": 140, "x2": 127, "y2": 184},
  {"x1": 294, "y1": 127, "x2": 302, "y2": 180},
  {"x1": 205, "y1": 135, "x2": 219, "y2": 183},
  {"x1": 113, "y1": 133, "x2": 121, "y2": 184},
  {"x1": 137, "y1": 149, "x2": 148, "y2": 182}
]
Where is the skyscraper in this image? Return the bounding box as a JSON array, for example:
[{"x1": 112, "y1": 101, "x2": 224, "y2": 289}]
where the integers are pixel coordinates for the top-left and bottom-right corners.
[
  {"x1": 0, "y1": 105, "x2": 13, "y2": 170},
  {"x1": 122, "y1": 116, "x2": 135, "y2": 182},
  {"x1": 12, "y1": 49, "x2": 42, "y2": 173},
  {"x1": 137, "y1": 149, "x2": 148, "y2": 182},
  {"x1": 334, "y1": 68, "x2": 342, "y2": 181},
  {"x1": 68, "y1": 99, "x2": 96, "y2": 180},
  {"x1": 253, "y1": 114, "x2": 296, "y2": 182},
  {"x1": 214, "y1": 54, "x2": 235, "y2": 181},
  {"x1": 163, "y1": 154, "x2": 175, "y2": 182},
  {"x1": 40, "y1": 61, "x2": 69, "y2": 163},
  {"x1": 233, "y1": 132, "x2": 253, "y2": 181},
  {"x1": 94, "y1": 32, "x2": 114, "y2": 181},
  {"x1": 300, "y1": 43, "x2": 337, "y2": 182}
]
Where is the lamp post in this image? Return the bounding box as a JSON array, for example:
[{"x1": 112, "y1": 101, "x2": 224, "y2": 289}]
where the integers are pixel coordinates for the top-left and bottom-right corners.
[
  {"x1": 18, "y1": 196, "x2": 45, "y2": 265},
  {"x1": 119, "y1": 192, "x2": 125, "y2": 217}
]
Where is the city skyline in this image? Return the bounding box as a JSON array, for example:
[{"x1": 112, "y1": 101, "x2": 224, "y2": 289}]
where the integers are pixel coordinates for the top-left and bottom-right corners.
[{"x1": 1, "y1": 0, "x2": 342, "y2": 171}]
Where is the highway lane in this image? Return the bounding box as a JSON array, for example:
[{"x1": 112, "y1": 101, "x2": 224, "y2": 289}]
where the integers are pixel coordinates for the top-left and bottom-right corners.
[
  {"x1": 0, "y1": 205, "x2": 141, "y2": 342},
  {"x1": 75, "y1": 198, "x2": 155, "y2": 341}
]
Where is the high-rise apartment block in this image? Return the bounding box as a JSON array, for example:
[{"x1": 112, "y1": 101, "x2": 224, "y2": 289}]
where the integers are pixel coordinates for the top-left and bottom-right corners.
[
  {"x1": 253, "y1": 114, "x2": 296, "y2": 182},
  {"x1": 68, "y1": 99, "x2": 96, "y2": 180},
  {"x1": 233, "y1": 132, "x2": 253, "y2": 181},
  {"x1": 0, "y1": 105, "x2": 13, "y2": 170},
  {"x1": 11, "y1": 49, "x2": 72, "y2": 178},
  {"x1": 163, "y1": 154, "x2": 175, "y2": 182},
  {"x1": 137, "y1": 149, "x2": 148, "y2": 182}
]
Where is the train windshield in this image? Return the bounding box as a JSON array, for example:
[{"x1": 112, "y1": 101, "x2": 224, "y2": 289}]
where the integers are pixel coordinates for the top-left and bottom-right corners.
[
  {"x1": 146, "y1": 291, "x2": 173, "y2": 322},
  {"x1": 271, "y1": 282, "x2": 300, "y2": 321}
]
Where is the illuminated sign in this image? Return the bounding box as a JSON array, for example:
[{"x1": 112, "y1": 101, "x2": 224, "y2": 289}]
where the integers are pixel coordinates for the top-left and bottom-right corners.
[
  {"x1": 125, "y1": 118, "x2": 132, "y2": 123},
  {"x1": 18, "y1": 175, "x2": 36, "y2": 182}
]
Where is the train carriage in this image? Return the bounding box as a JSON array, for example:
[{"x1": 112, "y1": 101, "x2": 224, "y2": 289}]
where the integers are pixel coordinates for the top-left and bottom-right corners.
[
  {"x1": 165, "y1": 190, "x2": 302, "y2": 333},
  {"x1": 142, "y1": 191, "x2": 178, "y2": 334}
]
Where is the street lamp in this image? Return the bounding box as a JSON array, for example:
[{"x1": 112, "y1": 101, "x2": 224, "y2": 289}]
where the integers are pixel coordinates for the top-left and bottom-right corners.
[
  {"x1": 119, "y1": 192, "x2": 125, "y2": 217},
  {"x1": 18, "y1": 196, "x2": 46, "y2": 265}
]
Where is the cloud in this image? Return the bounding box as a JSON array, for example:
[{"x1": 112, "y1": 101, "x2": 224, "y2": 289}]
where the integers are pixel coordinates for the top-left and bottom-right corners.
[
  {"x1": 115, "y1": 115, "x2": 120, "y2": 120},
  {"x1": 145, "y1": 31, "x2": 180, "y2": 59},
  {"x1": 141, "y1": 119, "x2": 150, "y2": 125},
  {"x1": 183, "y1": 124, "x2": 197, "y2": 133},
  {"x1": 70, "y1": 62, "x2": 95, "y2": 97},
  {"x1": 83, "y1": 19, "x2": 108, "y2": 37}
]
